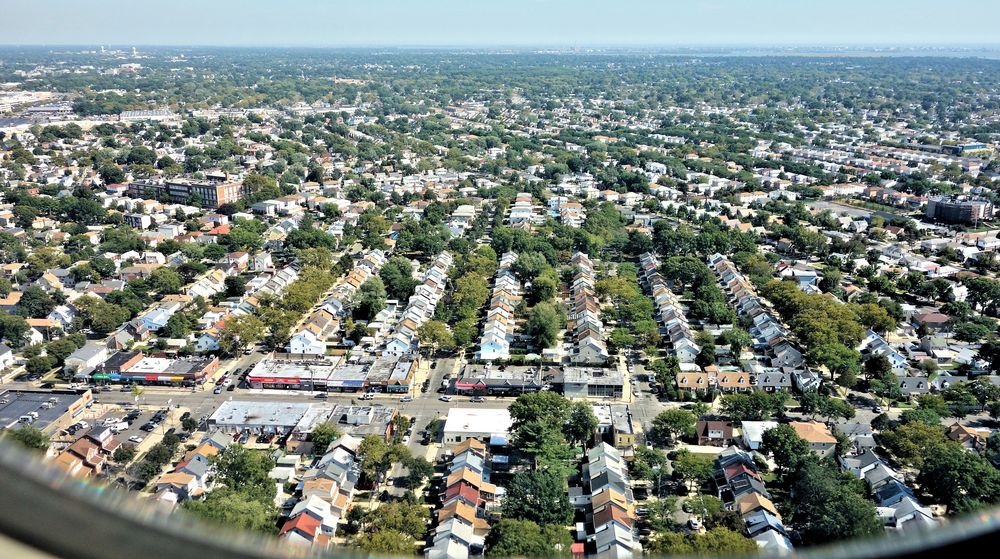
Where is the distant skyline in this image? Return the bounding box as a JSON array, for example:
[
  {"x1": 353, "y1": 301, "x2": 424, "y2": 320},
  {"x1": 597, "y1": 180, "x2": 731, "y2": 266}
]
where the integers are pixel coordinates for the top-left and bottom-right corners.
[{"x1": 3, "y1": 0, "x2": 1000, "y2": 48}]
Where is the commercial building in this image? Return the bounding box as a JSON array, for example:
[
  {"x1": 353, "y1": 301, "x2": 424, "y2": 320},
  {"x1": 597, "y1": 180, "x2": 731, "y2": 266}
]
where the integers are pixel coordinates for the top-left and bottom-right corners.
[
  {"x1": 246, "y1": 356, "x2": 413, "y2": 393},
  {"x1": 925, "y1": 196, "x2": 994, "y2": 225},
  {"x1": 555, "y1": 367, "x2": 625, "y2": 399},
  {"x1": 246, "y1": 358, "x2": 344, "y2": 391},
  {"x1": 0, "y1": 389, "x2": 94, "y2": 432},
  {"x1": 454, "y1": 364, "x2": 543, "y2": 396},
  {"x1": 592, "y1": 404, "x2": 637, "y2": 452},
  {"x1": 208, "y1": 401, "x2": 313, "y2": 435},
  {"x1": 129, "y1": 178, "x2": 249, "y2": 208},
  {"x1": 89, "y1": 355, "x2": 220, "y2": 385},
  {"x1": 442, "y1": 408, "x2": 513, "y2": 445}
]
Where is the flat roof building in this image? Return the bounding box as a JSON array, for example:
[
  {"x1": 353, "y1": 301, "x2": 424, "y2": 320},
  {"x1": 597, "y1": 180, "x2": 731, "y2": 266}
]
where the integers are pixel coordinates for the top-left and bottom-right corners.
[
  {"x1": 0, "y1": 389, "x2": 94, "y2": 433},
  {"x1": 442, "y1": 408, "x2": 513, "y2": 445},
  {"x1": 129, "y1": 178, "x2": 249, "y2": 209},
  {"x1": 556, "y1": 367, "x2": 625, "y2": 399},
  {"x1": 208, "y1": 401, "x2": 312, "y2": 435},
  {"x1": 926, "y1": 196, "x2": 994, "y2": 225}
]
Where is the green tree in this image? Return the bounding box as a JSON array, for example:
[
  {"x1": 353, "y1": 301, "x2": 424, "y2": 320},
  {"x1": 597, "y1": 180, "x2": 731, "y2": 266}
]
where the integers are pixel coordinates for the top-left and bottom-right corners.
[
  {"x1": 183, "y1": 488, "x2": 278, "y2": 534},
  {"x1": 16, "y1": 286, "x2": 55, "y2": 318},
  {"x1": 379, "y1": 257, "x2": 419, "y2": 301},
  {"x1": 0, "y1": 312, "x2": 31, "y2": 348},
  {"x1": 359, "y1": 500, "x2": 429, "y2": 540},
  {"x1": 525, "y1": 302, "x2": 563, "y2": 348},
  {"x1": 181, "y1": 416, "x2": 199, "y2": 432},
  {"x1": 224, "y1": 276, "x2": 247, "y2": 297},
  {"x1": 417, "y1": 320, "x2": 454, "y2": 354},
  {"x1": 918, "y1": 440, "x2": 1000, "y2": 512},
  {"x1": 646, "y1": 527, "x2": 758, "y2": 556},
  {"x1": 563, "y1": 401, "x2": 599, "y2": 447},
  {"x1": 719, "y1": 391, "x2": 786, "y2": 422},
  {"x1": 787, "y1": 459, "x2": 883, "y2": 544},
  {"x1": 148, "y1": 267, "x2": 183, "y2": 294},
  {"x1": 355, "y1": 529, "x2": 415, "y2": 554},
  {"x1": 485, "y1": 519, "x2": 572, "y2": 557},
  {"x1": 609, "y1": 328, "x2": 636, "y2": 352},
  {"x1": 672, "y1": 449, "x2": 715, "y2": 488},
  {"x1": 113, "y1": 444, "x2": 137, "y2": 463},
  {"x1": 353, "y1": 277, "x2": 387, "y2": 321},
  {"x1": 761, "y1": 424, "x2": 812, "y2": 474},
  {"x1": 501, "y1": 469, "x2": 574, "y2": 526},
  {"x1": 864, "y1": 354, "x2": 892, "y2": 381},
  {"x1": 213, "y1": 444, "x2": 276, "y2": 502},
  {"x1": 629, "y1": 445, "x2": 667, "y2": 481},
  {"x1": 5, "y1": 424, "x2": 50, "y2": 451},
  {"x1": 218, "y1": 314, "x2": 266, "y2": 356},
  {"x1": 879, "y1": 421, "x2": 949, "y2": 468},
  {"x1": 310, "y1": 421, "x2": 342, "y2": 454},
  {"x1": 649, "y1": 409, "x2": 696, "y2": 447},
  {"x1": 719, "y1": 327, "x2": 752, "y2": 355}
]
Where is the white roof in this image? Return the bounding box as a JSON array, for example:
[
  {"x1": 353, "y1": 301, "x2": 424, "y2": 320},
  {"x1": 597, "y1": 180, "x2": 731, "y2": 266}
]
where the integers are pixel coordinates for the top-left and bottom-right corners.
[
  {"x1": 741, "y1": 420, "x2": 780, "y2": 443},
  {"x1": 443, "y1": 408, "x2": 513, "y2": 437}
]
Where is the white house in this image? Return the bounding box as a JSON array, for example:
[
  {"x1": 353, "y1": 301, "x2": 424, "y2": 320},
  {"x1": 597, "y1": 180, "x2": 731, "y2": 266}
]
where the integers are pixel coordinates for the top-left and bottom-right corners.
[
  {"x1": 288, "y1": 330, "x2": 326, "y2": 356},
  {"x1": 740, "y1": 420, "x2": 779, "y2": 451},
  {"x1": 64, "y1": 342, "x2": 109, "y2": 375},
  {"x1": 0, "y1": 344, "x2": 14, "y2": 369}
]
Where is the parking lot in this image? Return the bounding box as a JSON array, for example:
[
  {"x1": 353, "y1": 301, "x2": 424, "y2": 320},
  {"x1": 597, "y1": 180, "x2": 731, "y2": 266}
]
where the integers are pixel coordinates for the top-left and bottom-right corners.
[{"x1": 59, "y1": 402, "x2": 191, "y2": 450}]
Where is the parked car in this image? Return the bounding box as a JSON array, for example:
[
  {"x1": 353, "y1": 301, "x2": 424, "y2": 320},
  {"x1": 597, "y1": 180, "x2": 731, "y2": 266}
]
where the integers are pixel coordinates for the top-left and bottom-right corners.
[
  {"x1": 40, "y1": 382, "x2": 55, "y2": 389},
  {"x1": 359, "y1": 393, "x2": 375, "y2": 401},
  {"x1": 128, "y1": 436, "x2": 144, "y2": 444},
  {"x1": 213, "y1": 386, "x2": 223, "y2": 395},
  {"x1": 314, "y1": 392, "x2": 329, "y2": 399},
  {"x1": 688, "y1": 518, "x2": 702, "y2": 531}
]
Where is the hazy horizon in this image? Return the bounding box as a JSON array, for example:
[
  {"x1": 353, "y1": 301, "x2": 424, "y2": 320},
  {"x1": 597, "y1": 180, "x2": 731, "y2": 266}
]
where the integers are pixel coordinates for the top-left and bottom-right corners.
[{"x1": 3, "y1": 0, "x2": 999, "y2": 48}]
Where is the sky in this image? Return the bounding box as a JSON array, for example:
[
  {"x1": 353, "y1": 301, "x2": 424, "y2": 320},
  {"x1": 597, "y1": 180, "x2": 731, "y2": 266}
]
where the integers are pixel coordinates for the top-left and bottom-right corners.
[{"x1": 2, "y1": 0, "x2": 999, "y2": 48}]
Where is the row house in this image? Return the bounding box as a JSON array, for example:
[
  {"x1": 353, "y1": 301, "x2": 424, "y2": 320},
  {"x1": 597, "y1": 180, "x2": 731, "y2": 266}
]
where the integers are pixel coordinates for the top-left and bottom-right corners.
[
  {"x1": 280, "y1": 435, "x2": 363, "y2": 549},
  {"x1": 708, "y1": 254, "x2": 814, "y2": 392},
  {"x1": 569, "y1": 252, "x2": 609, "y2": 364},
  {"x1": 154, "y1": 433, "x2": 230, "y2": 505},
  {"x1": 639, "y1": 253, "x2": 699, "y2": 363},
  {"x1": 53, "y1": 426, "x2": 122, "y2": 478},
  {"x1": 384, "y1": 252, "x2": 453, "y2": 356},
  {"x1": 569, "y1": 444, "x2": 640, "y2": 559},
  {"x1": 477, "y1": 252, "x2": 521, "y2": 361},
  {"x1": 714, "y1": 447, "x2": 794, "y2": 555},
  {"x1": 840, "y1": 449, "x2": 937, "y2": 531},
  {"x1": 425, "y1": 439, "x2": 498, "y2": 559}
]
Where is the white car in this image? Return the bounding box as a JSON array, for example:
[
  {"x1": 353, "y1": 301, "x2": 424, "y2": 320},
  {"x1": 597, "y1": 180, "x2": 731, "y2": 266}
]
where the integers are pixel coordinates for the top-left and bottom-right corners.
[
  {"x1": 128, "y1": 436, "x2": 144, "y2": 444},
  {"x1": 400, "y1": 396, "x2": 413, "y2": 403},
  {"x1": 439, "y1": 395, "x2": 452, "y2": 402},
  {"x1": 688, "y1": 518, "x2": 702, "y2": 531}
]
